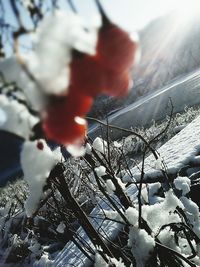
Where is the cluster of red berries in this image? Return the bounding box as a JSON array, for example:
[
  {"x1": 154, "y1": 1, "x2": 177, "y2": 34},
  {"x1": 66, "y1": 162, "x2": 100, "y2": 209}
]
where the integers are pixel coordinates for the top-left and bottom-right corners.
[{"x1": 43, "y1": 15, "x2": 139, "y2": 145}]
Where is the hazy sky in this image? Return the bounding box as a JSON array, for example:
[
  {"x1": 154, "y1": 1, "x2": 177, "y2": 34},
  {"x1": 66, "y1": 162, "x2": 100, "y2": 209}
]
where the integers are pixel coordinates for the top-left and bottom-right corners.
[
  {"x1": 2, "y1": 0, "x2": 200, "y2": 56},
  {"x1": 69, "y1": 0, "x2": 200, "y2": 31},
  {"x1": 3, "y1": 0, "x2": 200, "y2": 30}
]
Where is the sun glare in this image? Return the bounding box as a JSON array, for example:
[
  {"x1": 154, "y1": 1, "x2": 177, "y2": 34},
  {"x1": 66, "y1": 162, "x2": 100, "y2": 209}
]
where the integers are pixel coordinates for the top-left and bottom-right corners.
[{"x1": 174, "y1": 0, "x2": 200, "y2": 22}]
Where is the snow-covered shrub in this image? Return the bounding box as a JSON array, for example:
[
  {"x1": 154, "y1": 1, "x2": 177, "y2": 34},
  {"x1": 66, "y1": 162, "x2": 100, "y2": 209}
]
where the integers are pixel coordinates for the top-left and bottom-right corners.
[
  {"x1": 2, "y1": 104, "x2": 200, "y2": 266},
  {"x1": 1, "y1": 1, "x2": 200, "y2": 266}
]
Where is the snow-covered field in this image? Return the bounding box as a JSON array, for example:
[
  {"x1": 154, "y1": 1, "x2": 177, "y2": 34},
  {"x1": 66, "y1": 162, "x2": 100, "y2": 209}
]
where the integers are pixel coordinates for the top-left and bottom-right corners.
[
  {"x1": 1, "y1": 57, "x2": 200, "y2": 267},
  {"x1": 123, "y1": 114, "x2": 200, "y2": 182},
  {"x1": 1, "y1": 106, "x2": 200, "y2": 266},
  {"x1": 89, "y1": 67, "x2": 200, "y2": 140},
  {"x1": 54, "y1": 114, "x2": 200, "y2": 267},
  {"x1": 1, "y1": 2, "x2": 200, "y2": 266}
]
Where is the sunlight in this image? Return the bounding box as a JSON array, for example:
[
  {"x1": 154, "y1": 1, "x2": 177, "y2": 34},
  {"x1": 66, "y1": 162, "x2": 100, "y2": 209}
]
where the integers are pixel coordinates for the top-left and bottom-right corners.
[
  {"x1": 100, "y1": 0, "x2": 200, "y2": 32},
  {"x1": 175, "y1": 0, "x2": 200, "y2": 21},
  {"x1": 138, "y1": 0, "x2": 200, "y2": 76},
  {"x1": 145, "y1": 0, "x2": 200, "y2": 28}
]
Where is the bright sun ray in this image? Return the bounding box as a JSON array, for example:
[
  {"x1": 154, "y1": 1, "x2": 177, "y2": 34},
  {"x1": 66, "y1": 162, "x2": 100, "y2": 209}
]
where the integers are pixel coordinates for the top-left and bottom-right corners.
[{"x1": 134, "y1": 0, "x2": 200, "y2": 86}]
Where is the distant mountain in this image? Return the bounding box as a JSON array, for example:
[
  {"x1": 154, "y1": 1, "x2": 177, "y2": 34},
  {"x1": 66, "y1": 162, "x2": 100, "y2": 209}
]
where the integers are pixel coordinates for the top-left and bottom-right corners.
[
  {"x1": 133, "y1": 10, "x2": 200, "y2": 96},
  {"x1": 90, "y1": 11, "x2": 200, "y2": 119}
]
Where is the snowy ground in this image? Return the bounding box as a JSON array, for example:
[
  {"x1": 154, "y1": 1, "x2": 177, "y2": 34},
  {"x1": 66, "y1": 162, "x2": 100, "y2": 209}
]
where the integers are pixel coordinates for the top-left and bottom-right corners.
[
  {"x1": 123, "y1": 114, "x2": 200, "y2": 183},
  {"x1": 1, "y1": 107, "x2": 200, "y2": 266},
  {"x1": 1, "y1": 57, "x2": 200, "y2": 266},
  {"x1": 54, "y1": 115, "x2": 200, "y2": 267},
  {"x1": 89, "y1": 67, "x2": 200, "y2": 140}
]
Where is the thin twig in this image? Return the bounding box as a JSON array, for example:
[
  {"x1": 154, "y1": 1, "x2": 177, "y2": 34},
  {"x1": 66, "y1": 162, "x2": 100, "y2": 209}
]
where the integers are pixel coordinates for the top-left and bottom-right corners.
[
  {"x1": 67, "y1": 0, "x2": 77, "y2": 13},
  {"x1": 138, "y1": 146, "x2": 147, "y2": 228},
  {"x1": 87, "y1": 116, "x2": 159, "y2": 160},
  {"x1": 156, "y1": 241, "x2": 197, "y2": 267}
]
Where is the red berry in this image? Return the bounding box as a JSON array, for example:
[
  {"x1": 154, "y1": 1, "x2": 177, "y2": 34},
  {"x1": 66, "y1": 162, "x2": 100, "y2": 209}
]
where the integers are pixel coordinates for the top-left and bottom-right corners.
[
  {"x1": 46, "y1": 89, "x2": 93, "y2": 118},
  {"x1": 70, "y1": 55, "x2": 106, "y2": 97},
  {"x1": 37, "y1": 141, "x2": 44, "y2": 150},
  {"x1": 97, "y1": 24, "x2": 138, "y2": 73},
  {"x1": 104, "y1": 71, "x2": 133, "y2": 98},
  {"x1": 43, "y1": 115, "x2": 87, "y2": 145},
  {"x1": 66, "y1": 87, "x2": 93, "y2": 116},
  {"x1": 42, "y1": 89, "x2": 91, "y2": 145}
]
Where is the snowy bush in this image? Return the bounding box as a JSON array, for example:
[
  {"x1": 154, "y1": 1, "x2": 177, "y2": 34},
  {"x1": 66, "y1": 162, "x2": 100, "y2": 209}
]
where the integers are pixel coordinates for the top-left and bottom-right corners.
[
  {"x1": 2, "y1": 114, "x2": 200, "y2": 266},
  {"x1": 1, "y1": 81, "x2": 200, "y2": 266},
  {"x1": 1, "y1": 1, "x2": 200, "y2": 267}
]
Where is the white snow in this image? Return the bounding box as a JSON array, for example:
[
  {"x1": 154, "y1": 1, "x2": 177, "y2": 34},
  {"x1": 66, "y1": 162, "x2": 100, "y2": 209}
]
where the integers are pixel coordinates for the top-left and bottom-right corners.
[
  {"x1": 158, "y1": 227, "x2": 181, "y2": 252},
  {"x1": 95, "y1": 166, "x2": 106, "y2": 177},
  {"x1": 113, "y1": 141, "x2": 122, "y2": 148},
  {"x1": 93, "y1": 137, "x2": 107, "y2": 154},
  {"x1": 66, "y1": 143, "x2": 86, "y2": 158},
  {"x1": 85, "y1": 143, "x2": 92, "y2": 154},
  {"x1": 56, "y1": 221, "x2": 66, "y2": 234},
  {"x1": 2, "y1": 3, "x2": 200, "y2": 266},
  {"x1": 94, "y1": 252, "x2": 125, "y2": 267},
  {"x1": 148, "y1": 182, "x2": 161, "y2": 197},
  {"x1": 53, "y1": 115, "x2": 200, "y2": 267},
  {"x1": 125, "y1": 207, "x2": 139, "y2": 226},
  {"x1": 52, "y1": 200, "x2": 121, "y2": 267},
  {"x1": 0, "y1": 94, "x2": 38, "y2": 139},
  {"x1": 20, "y1": 140, "x2": 62, "y2": 217},
  {"x1": 148, "y1": 182, "x2": 162, "y2": 204},
  {"x1": 128, "y1": 227, "x2": 155, "y2": 267},
  {"x1": 178, "y1": 236, "x2": 196, "y2": 256},
  {"x1": 0, "y1": 10, "x2": 101, "y2": 113},
  {"x1": 24, "y1": 10, "x2": 101, "y2": 97},
  {"x1": 123, "y1": 115, "x2": 200, "y2": 182},
  {"x1": 152, "y1": 156, "x2": 164, "y2": 170},
  {"x1": 115, "y1": 176, "x2": 126, "y2": 190},
  {"x1": 180, "y1": 196, "x2": 200, "y2": 238},
  {"x1": 142, "y1": 190, "x2": 183, "y2": 234},
  {"x1": 174, "y1": 176, "x2": 191, "y2": 195},
  {"x1": 105, "y1": 179, "x2": 116, "y2": 194},
  {"x1": 103, "y1": 210, "x2": 122, "y2": 221},
  {"x1": 33, "y1": 252, "x2": 53, "y2": 267},
  {"x1": 20, "y1": 70, "x2": 47, "y2": 111}
]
